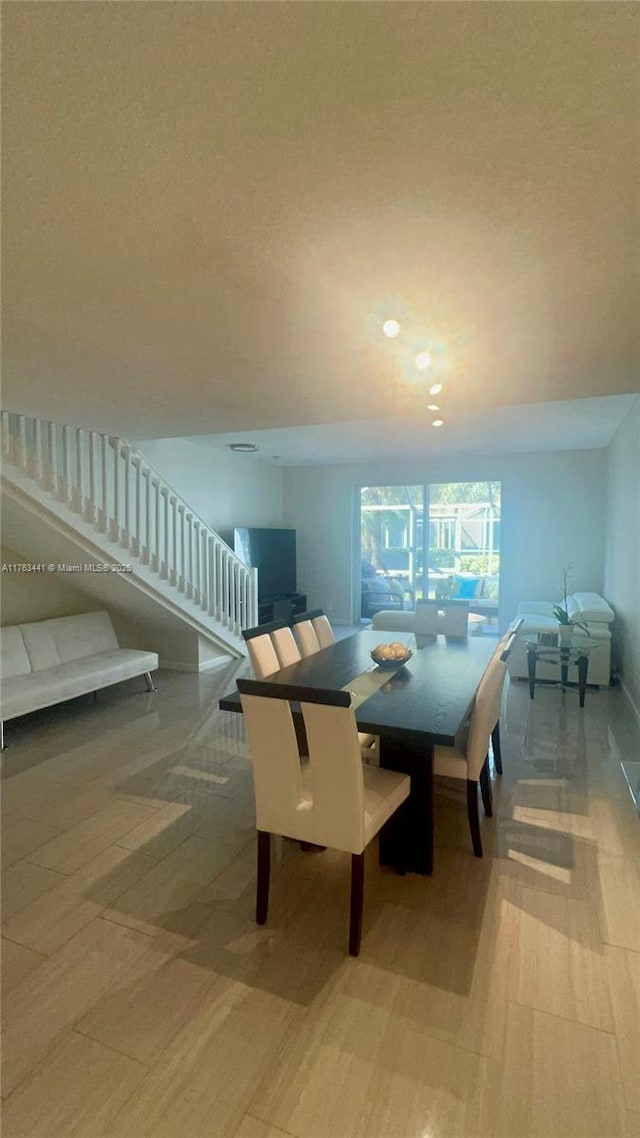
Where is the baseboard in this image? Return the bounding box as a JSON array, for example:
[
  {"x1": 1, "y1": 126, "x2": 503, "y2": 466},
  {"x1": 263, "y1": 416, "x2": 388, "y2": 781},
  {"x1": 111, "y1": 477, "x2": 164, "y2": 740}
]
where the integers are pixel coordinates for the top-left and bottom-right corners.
[
  {"x1": 620, "y1": 677, "x2": 640, "y2": 729},
  {"x1": 159, "y1": 658, "x2": 199, "y2": 673},
  {"x1": 159, "y1": 655, "x2": 232, "y2": 674},
  {"x1": 198, "y1": 655, "x2": 233, "y2": 674}
]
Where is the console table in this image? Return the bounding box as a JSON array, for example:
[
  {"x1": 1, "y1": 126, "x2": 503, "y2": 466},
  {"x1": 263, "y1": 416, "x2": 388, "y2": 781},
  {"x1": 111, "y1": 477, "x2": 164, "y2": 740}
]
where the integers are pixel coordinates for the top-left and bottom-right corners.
[
  {"x1": 524, "y1": 632, "x2": 593, "y2": 707},
  {"x1": 257, "y1": 593, "x2": 307, "y2": 626}
]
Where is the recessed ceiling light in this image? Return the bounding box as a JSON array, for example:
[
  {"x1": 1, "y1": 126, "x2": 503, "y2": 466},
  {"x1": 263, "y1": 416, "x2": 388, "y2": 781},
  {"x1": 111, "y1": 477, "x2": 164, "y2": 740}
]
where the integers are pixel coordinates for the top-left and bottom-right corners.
[
  {"x1": 429, "y1": 383, "x2": 443, "y2": 395},
  {"x1": 416, "y1": 351, "x2": 432, "y2": 370},
  {"x1": 382, "y1": 319, "x2": 400, "y2": 339},
  {"x1": 432, "y1": 419, "x2": 444, "y2": 428},
  {"x1": 426, "y1": 403, "x2": 440, "y2": 411},
  {"x1": 229, "y1": 442, "x2": 259, "y2": 453}
]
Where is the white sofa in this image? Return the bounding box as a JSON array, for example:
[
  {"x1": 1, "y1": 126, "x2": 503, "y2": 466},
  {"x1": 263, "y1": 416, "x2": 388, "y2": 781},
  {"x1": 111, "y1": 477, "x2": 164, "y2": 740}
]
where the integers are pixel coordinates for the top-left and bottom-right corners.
[
  {"x1": 1, "y1": 611, "x2": 159, "y2": 747},
  {"x1": 371, "y1": 605, "x2": 486, "y2": 636},
  {"x1": 509, "y1": 592, "x2": 614, "y2": 687}
]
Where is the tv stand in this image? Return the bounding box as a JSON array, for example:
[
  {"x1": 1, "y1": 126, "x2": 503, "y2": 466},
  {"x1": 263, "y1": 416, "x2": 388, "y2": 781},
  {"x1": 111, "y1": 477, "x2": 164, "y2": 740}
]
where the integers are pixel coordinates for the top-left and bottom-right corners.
[{"x1": 257, "y1": 593, "x2": 307, "y2": 626}]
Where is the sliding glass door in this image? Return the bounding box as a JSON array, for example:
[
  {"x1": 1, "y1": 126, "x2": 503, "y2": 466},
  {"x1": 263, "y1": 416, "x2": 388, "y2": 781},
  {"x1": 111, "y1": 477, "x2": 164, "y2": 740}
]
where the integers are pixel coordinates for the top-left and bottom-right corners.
[{"x1": 359, "y1": 481, "x2": 501, "y2": 622}]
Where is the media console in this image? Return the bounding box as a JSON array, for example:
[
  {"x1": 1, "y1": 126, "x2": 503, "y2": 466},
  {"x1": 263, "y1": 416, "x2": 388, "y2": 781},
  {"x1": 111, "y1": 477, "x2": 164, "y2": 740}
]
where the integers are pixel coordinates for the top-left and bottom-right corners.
[{"x1": 257, "y1": 593, "x2": 307, "y2": 626}]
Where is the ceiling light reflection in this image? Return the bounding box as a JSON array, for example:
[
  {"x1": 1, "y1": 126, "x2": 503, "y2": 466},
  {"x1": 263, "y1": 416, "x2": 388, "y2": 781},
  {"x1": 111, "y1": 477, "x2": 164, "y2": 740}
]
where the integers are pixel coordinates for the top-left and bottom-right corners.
[{"x1": 382, "y1": 319, "x2": 400, "y2": 339}]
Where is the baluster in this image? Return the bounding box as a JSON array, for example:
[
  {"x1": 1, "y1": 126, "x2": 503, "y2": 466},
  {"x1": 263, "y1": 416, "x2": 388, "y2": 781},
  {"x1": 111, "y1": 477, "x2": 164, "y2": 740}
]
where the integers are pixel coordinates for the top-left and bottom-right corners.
[
  {"x1": 122, "y1": 446, "x2": 131, "y2": 549},
  {"x1": 153, "y1": 479, "x2": 160, "y2": 571},
  {"x1": 18, "y1": 415, "x2": 28, "y2": 469},
  {"x1": 200, "y1": 529, "x2": 208, "y2": 611},
  {"x1": 186, "y1": 513, "x2": 193, "y2": 597},
  {"x1": 132, "y1": 460, "x2": 141, "y2": 557},
  {"x1": 216, "y1": 541, "x2": 223, "y2": 621},
  {"x1": 61, "y1": 425, "x2": 71, "y2": 502},
  {"x1": 34, "y1": 418, "x2": 44, "y2": 484},
  {"x1": 223, "y1": 549, "x2": 230, "y2": 626},
  {"x1": 207, "y1": 535, "x2": 214, "y2": 614},
  {"x1": 241, "y1": 564, "x2": 248, "y2": 631},
  {"x1": 162, "y1": 488, "x2": 169, "y2": 578},
  {"x1": 48, "y1": 421, "x2": 58, "y2": 495},
  {"x1": 250, "y1": 567, "x2": 259, "y2": 626},
  {"x1": 73, "y1": 428, "x2": 84, "y2": 513},
  {"x1": 171, "y1": 497, "x2": 178, "y2": 585},
  {"x1": 143, "y1": 470, "x2": 151, "y2": 562},
  {"x1": 1, "y1": 411, "x2": 10, "y2": 460},
  {"x1": 100, "y1": 434, "x2": 108, "y2": 531},
  {"x1": 178, "y1": 505, "x2": 186, "y2": 590},
  {"x1": 86, "y1": 431, "x2": 96, "y2": 523},
  {"x1": 111, "y1": 439, "x2": 120, "y2": 542}
]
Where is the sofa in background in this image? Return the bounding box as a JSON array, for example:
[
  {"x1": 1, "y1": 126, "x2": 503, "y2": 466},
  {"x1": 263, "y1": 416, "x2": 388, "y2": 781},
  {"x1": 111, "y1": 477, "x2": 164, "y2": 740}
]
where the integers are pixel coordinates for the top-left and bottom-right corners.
[
  {"x1": 1, "y1": 611, "x2": 159, "y2": 747},
  {"x1": 509, "y1": 592, "x2": 614, "y2": 687},
  {"x1": 371, "y1": 603, "x2": 486, "y2": 637}
]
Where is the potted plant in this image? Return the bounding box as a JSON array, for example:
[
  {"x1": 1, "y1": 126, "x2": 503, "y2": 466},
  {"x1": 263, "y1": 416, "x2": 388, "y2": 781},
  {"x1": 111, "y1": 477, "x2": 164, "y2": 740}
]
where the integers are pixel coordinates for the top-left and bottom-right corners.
[{"x1": 552, "y1": 564, "x2": 590, "y2": 640}]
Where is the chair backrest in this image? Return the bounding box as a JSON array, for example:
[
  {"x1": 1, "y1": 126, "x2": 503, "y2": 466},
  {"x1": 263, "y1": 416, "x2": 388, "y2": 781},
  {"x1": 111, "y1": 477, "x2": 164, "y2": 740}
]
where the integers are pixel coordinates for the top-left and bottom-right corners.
[
  {"x1": 311, "y1": 611, "x2": 335, "y2": 649},
  {"x1": 237, "y1": 679, "x2": 365, "y2": 851},
  {"x1": 292, "y1": 616, "x2": 321, "y2": 658},
  {"x1": 242, "y1": 622, "x2": 281, "y2": 679},
  {"x1": 271, "y1": 625, "x2": 302, "y2": 669},
  {"x1": 415, "y1": 598, "x2": 470, "y2": 636},
  {"x1": 465, "y1": 651, "x2": 509, "y2": 778}
]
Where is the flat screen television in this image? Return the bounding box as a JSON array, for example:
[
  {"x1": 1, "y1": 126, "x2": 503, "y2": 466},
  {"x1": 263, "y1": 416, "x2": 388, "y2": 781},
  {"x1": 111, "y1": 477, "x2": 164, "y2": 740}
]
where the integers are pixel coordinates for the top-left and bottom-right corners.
[{"x1": 234, "y1": 527, "x2": 297, "y2": 601}]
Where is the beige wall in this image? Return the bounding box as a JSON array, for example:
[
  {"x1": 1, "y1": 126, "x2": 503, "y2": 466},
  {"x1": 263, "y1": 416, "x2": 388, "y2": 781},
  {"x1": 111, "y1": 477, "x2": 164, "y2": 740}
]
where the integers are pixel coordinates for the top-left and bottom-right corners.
[
  {"x1": 0, "y1": 546, "x2": 103, "y2": 626},
  {"x1": 282, "y1": 449, "x2": 608, "y2": 632},
  {"x1": 604, "y1": 397, "x2": 640, "y2": 720}
]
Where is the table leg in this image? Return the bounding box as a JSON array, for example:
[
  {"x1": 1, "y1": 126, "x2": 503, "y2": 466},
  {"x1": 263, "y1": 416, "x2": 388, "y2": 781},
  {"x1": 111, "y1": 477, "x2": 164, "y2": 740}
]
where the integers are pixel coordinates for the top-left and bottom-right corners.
[
  {"x1": 526, "y1": 644, "x2": 537, "y2": 700},
  {"x1": 378, "y1": 737, "x2": 433, "y2": 875},
  {"x1": 577, "y1": 654, "x2": 589, "y2": 707},
  {"x1": 560, "y1": 647, "x2": 570, "y2": 689}
]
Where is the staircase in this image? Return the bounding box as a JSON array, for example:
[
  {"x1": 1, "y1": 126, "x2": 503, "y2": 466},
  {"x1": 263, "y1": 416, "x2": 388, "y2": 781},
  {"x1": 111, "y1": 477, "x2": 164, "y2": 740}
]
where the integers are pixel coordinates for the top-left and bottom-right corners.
[{"x1": 1, "y1": 411, "x2": 257, "y2": 659}]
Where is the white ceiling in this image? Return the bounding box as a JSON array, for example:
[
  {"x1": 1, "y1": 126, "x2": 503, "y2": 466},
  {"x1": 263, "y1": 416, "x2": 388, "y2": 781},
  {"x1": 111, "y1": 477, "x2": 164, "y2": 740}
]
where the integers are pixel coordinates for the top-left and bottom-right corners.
[
  {"x1": 2, "y1": 4, "x2": 639, "y2": 439},
  {"x1": 191, "y1": 394, "x2": 637, "y2": 466}
]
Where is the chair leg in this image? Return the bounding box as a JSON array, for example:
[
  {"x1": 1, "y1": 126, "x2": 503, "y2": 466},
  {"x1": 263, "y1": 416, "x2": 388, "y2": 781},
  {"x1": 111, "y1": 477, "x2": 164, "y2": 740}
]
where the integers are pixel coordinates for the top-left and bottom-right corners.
[
  {"x1": 349, "y1": 852, "x2": 365, "y2": 957},
  {"x1": 491, "y1": 722, "x2": 502, "y2": 775},
  {"x1": 256, "y1": 830, "x2": 271, "y2": 925},
  {"x1": 466, "y1": 780, "x2": 483, "y2": 858},
  {"x1": 479, "y1": 757, "x2": 493, "y2": 818},
  {"x1": 144, "y1": 671, "x2": 157, "y2": 693}
]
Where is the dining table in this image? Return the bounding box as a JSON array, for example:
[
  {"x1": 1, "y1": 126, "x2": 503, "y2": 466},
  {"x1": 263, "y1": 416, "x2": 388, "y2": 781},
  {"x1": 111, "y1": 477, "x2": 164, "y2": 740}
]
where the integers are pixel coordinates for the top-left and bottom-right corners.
[{"x1": 219, "y1": 628, "x2": 495, "y2": 875}]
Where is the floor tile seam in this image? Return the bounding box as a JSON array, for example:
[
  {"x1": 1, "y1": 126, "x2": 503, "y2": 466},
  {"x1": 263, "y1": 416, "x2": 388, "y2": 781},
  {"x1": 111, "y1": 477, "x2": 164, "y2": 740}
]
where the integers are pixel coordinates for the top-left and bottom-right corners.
[
  {"x1": 611, "y1": 1033, "x2": 640, "y2": 1117},
  {"x1": 0, "y1": 931, "x2": 48, "y2": 962},
  {"x1": 0, "y1": 1023, "x2": 83, "y2": 1104},
  {"x1": 507, "y1": 997, "x2": 617, "y2": 1038},
  {"x1": 240, "y1": 1111, "x2": 302, "y2": 1138},
  {"x1": 71, "y1": 1023, "x2": 154, "y2": 1070}
]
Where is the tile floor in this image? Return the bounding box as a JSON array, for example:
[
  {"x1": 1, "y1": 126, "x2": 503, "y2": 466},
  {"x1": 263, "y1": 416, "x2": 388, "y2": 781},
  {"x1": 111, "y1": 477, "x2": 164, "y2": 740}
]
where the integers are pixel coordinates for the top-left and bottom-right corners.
[{"x1": 1, "y1": 657, "x2": 639, "y2": 1137}]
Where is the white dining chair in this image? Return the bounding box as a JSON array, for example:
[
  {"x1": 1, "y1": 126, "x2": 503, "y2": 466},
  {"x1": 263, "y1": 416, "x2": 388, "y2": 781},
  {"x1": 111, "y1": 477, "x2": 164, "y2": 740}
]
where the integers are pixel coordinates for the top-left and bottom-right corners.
[
  {"x1": 237, "y1": 678, "x2": 410, "y2": 955},
  {"x1": 292, "y1": 615, "x2": 321, "y2": 658},
  {"x1": 270, "y1": 625, "x2": 302, "y2": 669},
  {"x1": 242, "y1": 624, "x2": 281, "y2": 679},
  {"x1": 311, "y1": 611, "x2": 335, "y2": 649},
  {"x1": 433, "y1": 633, "x2": 516, "y2": 856}
]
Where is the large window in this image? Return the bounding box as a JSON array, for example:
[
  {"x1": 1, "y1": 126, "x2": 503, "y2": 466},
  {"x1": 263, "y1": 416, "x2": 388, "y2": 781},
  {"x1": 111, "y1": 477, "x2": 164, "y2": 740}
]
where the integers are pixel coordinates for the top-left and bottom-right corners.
[{"x1": 359, "y1": 481, "x2": 501, "y2": 618}]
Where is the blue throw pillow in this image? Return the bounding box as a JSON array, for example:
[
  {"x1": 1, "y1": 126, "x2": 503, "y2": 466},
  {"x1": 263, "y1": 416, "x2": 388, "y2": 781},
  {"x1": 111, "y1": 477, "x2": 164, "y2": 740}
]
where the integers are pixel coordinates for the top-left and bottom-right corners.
[{"x1": 457, "y1": 577, "x2": 479, "y2": 599}]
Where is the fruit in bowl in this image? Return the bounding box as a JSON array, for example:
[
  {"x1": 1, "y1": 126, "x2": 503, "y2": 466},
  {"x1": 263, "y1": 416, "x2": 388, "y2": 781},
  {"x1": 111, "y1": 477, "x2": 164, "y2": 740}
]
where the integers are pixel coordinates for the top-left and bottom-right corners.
[{"x1": 371, "y1": 641, "x2": 413, "y2": 668}]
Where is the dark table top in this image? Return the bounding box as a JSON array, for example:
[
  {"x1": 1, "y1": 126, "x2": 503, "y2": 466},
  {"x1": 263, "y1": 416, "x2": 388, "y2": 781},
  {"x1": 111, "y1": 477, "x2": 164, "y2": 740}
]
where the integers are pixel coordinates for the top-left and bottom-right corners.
[{"x1": 219, "y1": 629, "x2": 495, "y2": 747}]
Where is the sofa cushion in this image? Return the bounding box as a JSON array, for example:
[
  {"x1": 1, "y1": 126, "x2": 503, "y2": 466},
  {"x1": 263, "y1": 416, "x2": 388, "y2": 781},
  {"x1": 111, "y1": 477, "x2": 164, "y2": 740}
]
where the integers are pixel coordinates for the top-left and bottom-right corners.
[
  {"x1": 46, "y1": 611, "x2": 119, "y2": 663},
  {"x1": 20, "y1": 623, "x2": 61, "y2": 671},
  {"x1": 1, "y1": 648, "x2": 159, "y2": 721},
  {"x1": 569, "y1": 593, "x2": 615, "y2": 624},
  {"x1": 1, "y1": 627, "x2": 32, "y2": 679}
]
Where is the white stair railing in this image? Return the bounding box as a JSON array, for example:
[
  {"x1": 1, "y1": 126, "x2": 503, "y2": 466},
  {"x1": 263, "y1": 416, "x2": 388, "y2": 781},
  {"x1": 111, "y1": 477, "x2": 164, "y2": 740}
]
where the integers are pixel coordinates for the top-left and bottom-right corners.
[{"x1": 1, "y1": 410, "x2": 258, "y2": 638}]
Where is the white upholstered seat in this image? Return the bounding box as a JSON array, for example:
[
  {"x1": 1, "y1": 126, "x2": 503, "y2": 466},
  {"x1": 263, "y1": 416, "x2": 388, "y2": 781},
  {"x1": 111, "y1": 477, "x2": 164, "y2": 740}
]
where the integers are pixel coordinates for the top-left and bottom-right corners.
[
  {"x1": 270, "y1": 625, "x2": 302, "y2": 669},
  {"x1": 433, "y1": 632, "x2": 516, "y2": 856},
  {"x1": 238, "y1": 679, "x2": 410, "y2": 955},
  {"x1": 311, "y1": 612, "x2": 335, "y2": 649},
  {"x1": 292, "y1": 618, "x2": 321, "y2": 658}
]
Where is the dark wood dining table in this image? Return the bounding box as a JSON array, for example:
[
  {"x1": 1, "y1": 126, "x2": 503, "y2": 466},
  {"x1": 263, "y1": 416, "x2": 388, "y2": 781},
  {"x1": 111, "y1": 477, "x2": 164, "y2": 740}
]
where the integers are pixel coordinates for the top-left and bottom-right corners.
[{"x1": 219, "y1": 629, "x2": 495, "y2": 875}]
